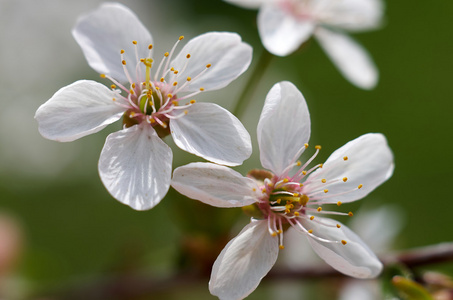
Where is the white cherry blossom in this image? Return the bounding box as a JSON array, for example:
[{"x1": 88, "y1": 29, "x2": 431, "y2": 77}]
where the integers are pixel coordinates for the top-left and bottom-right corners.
[
  {"x1": 172, "y1": 81, "x2": 394, "y2": 299},
  {"x1": 35, "y1": 3, "x2": 253, "y2": 210},
  {"x1": 224, "y1": 0, "x2": 384, "y2": 89}
]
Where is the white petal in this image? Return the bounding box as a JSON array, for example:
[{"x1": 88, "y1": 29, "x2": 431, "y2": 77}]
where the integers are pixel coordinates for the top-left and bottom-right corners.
[
  {"x1": 305, "y1": 133, "x2": 394, "y2": 204},
  {"x1": 170, "y1": 102, "x2": 252, "y2": 166},
  {"x1": 72, "y1": 3, "x2": 152, "y2": 83},
  {"x1": 257, "y1": 81, "x2": 310, "y2": 175},
  {"x1": 258, "y1": 3, "x2": 316, "y2": 56},
  {"x1": 320, "y1": 0, "x2": 384, "y2": 32},
  {"x1": 223, "y1": 0, "x2": 272, "y2": 9},
  {"x1": 210, "y1": 220, "x2": 279, "y2": 300},
  {"x1": 168, "y1": 32, "x2": 252, "y2": 92},
  {"x1": 35, "y1": 80, "x2": 124, "y2": 142},
  {"x1": 315, "y1": 28, "x2": 378, "y2": 89},
  {"x1": 98, "y1": 124, "x2": 172, "y2": 211},
  {"x1": 339, "y1": 280, "x2": 381, "y2": 300},
  {"x1": 300, "y1": 217, "x2": 382, "y2": 278},
  {"x1": 172, "y1": 162, "x2": 260, "y2": 208}
]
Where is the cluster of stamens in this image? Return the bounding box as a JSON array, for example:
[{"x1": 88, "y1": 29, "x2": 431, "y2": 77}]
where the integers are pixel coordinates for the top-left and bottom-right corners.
[
  {"x1": 256, "y1": 144, "x2": 363, "y2": 250},
  {"x1": 100, "y1": 36, "x2": 212, "y2": 134}
]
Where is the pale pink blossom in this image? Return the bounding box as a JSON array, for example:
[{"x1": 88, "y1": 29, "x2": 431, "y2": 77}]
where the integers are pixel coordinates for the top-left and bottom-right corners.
[
  {"x1": 35, "y1": 3, "x2": 252, "y2": 210},
  {"x1": 224, "y1": 0, "x2": 384, "y2": 89},
  {"x1": 172, "y1": 81, "x2": 394, "y2": 299}
]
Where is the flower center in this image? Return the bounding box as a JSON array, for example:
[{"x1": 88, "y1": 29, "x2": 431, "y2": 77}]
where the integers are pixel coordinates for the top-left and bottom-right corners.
[
  {"x1": 253, "y1": 144, "x2": 362, "y2": 250},
  {"x1": 100, "y1": 36, "x2": 212, "y2": 137}
]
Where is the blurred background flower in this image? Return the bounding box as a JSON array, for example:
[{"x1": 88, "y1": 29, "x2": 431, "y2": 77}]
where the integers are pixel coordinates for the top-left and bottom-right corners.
[{"x1": 0, "y1": 0, "x2": 452, "y2": 299}]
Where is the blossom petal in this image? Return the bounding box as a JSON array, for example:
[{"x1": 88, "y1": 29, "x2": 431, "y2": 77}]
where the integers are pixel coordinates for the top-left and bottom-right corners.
[
  {"x1": 72, "y1": 3, "x2": 152, "y2": 83},
  {"x1": 98, "y1": 124, "x2": 172, "y2": 211},
  {"x1": 315, "y1": 28, "x2": 378, "y2": 89},
  {"x1": 172, "y1": 162, "x2": 260, "y2": 208},
  {"x1": 170, "y1": 102, "x2": 252, "y2": 166},
  {"x1": 168, "y1": 32, "x2": 252, "y2": 92},
  {"x1": 321, "y1": 0, "x2": 384, "y2": 32},
  {"x1": 210, "y1": 220, "x2": 279, "y2": 300},
  {"x1": 223, "y1": 0, "x2": 272, "y2": 9},
  {"x1": 257, "y1": 81, "x2": 310, "y2": 175},
  {"x1": 305, "y1": 133, "x2": 394, "y2": 204},
  {"x1": 258, "y1": 3, "x2": 316, "y2": 56},
  {"x1": 300, "y1": 217, "x2": 382, "y2": 278},
  {"x1": 35, "y1": 80, "x2": 125, "y2": 142}
]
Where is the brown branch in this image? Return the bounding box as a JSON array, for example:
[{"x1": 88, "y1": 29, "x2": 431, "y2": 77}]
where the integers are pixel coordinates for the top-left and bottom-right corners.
[{"x1": 41, "y1": 242, "x2": 453, "y2": 299}]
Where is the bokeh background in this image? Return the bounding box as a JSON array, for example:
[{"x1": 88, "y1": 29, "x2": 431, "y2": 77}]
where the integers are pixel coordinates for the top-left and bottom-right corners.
[{"x1": 0, "y1": 0, "x2": 452, "y2": 299}]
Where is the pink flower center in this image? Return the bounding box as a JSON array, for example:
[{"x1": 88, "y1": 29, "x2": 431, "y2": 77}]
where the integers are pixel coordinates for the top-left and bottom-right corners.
[
  {"x1": 256, "y1": 144, "x2": 363, "y2": 249},
  {"x1": 100, "y1": 36, "x2": 212, "y2": 135}
]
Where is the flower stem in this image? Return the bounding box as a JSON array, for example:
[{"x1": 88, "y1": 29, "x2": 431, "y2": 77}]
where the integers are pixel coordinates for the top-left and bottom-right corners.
[{"x1": 232, "y1": 48, "x2": 274, "y2": 119}]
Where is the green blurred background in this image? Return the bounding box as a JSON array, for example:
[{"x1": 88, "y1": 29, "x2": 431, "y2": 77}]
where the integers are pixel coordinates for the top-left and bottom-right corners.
[{"x1": 0, "y1": 0, "x2": 452, "y2": 299}]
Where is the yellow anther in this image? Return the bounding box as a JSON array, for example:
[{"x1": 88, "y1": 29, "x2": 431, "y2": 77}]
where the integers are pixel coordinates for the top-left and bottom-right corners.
[
  {"x1": 283, "y1": 178, "x2": 289, "y2": 183},
  {"x1": 206, "y1": 64, "x2": 212, "y2": 68},
  {"x1": 299, "y1": 183, "x2": 304, "y2": 187},
  {"x1": 120, "y1": 49, "x2": 125, "y2": 54},
  {"x1": 319, "y1": 164, "x2": 323, "y2": 168},
  {"x1": 285, "y1": 209, "x2": 290, "y2": 214},
  {"x1": 122, "y1": 60, "x2": 126, "y2": 65},
  {"x1": 304, "y1": 143, "x2": 309, "y2": 148},
  {"x1": 150, "y1": 118, "x2": 156, "y2": 124},
  {"x1": 160, "y1": 77, "x2": 165, "y2": 82},
  {"x1": 343, "y1": 156, "x2": 348, "y2": 161},
  {"x1": 317, "y1": 207, "x2": 322, "y2": 212},
  {"x1": 164, "y1": 52, "x2": 169, "y2": 57},
  {"x1": 112, "y1": 98, "x2": 116, "y2": 102},
  {"x1": 161, "y1": 122, "x2": 168, "y2": 128},
  {"x1": 110, "y1": 84, "x2": 116, "y2": 89},
  {"x1": 337, "y1": 201, "x2": 342, "y2": 206},
  {"x1": 308, "y1": 229, "x2": 313, "y2": 234},
  {"x1": 184, "y1": 110, "x2": 188, "y2": 115},
  {"x1": 336, "y1": 224, "x2": 341, "y2": 228},
  {"x1": 171, "y1": 67, "x2": 175, "y2": 71},
  {"x1": 278, "y1": 229, "x2": 282, "y2": 234},
  {"x1": 296, "y1": 161, "x2": 301, "y2": 166},
  {"x1": 186, "y1": 54, "x2": 191, "y2": 59},
  {"x1": 324, "y1": 189, "x2": 328, "y2": 193},
  {"x1": 173, "y1": 81, "x2": 178, "y2": 86},
  {"x1": 294, "y1": 211, "x2": 300, "y2": 216},
  {"x1": 262, "y1": 189, "x2": 267, "y2": 193},
  {"x1": 252, "y1": 188, "x2": 256, "y2": 192},
  {"x1": 358, "y1": 184, "x2": 363, "y2": 189},
  {"x1": 321, "y1": 179, "x2": 326, "y2": 183},
  {"x1": 315, "y1": 145, "x2": 321, "y2": 150},
  {"x1": 343, "y1": 177, "x2": 348, "y2": 182},
  {"x1": 302, "y1": 171, "x2": 307, "y2": 175},
  {"x1": 179, "y1": 35, "x2": 184, "y2": 40},
  {"x1": 174, "y1": 70, "x2": 178, "y2": 74},
  {"x1": 271, "y1": 232, "x2": 277, "y2": 237},
  {"x1": 187, "y1": 77, "x2": 192, "y2": 81},
  {"x1": 348, "y1": 212, "x2": 354, "y2": 217},
  {"x1": 155, "y1": 87, "x2": 160, "y2": 90},
  {"x1": 130, "y1": 112, "x2": 136, "y2": 117},
  {"x1": 341, "y1": 240, "x2": 347, "y2": 245},
  {"x1": 310, "y1": 216, "x2": 315, "y2": 220},
  {"x1": 140, "y1": 58, "x2": 145, "y2": 62},
  {"x1": 167, "y1": 94, "x2": 173, "y2": 98},
  {"x1": 200, "y1": 87, "x2": 205, "y2": 91},
  {"x1": 132, "y1": 40, "x2": 137, "y2": 45},
  {"x1": 190, "y1": 100, "x2": 196, "y2": 104},
  {"x1": 129, "y1": 89, "x2": 134, "y2": 95},
  {"x1": 100, "y1": 74, "x2": 106, "y2": 78},
  {"x1": 148, "y1": 44, "x2": 153, "y2": 50},
  {"x1": 131, "y1": 83, "x2": 136, "y2": 88},
  {"x1": 172, "y1": 100, "x2": 178, "y2": 106},
  {"x1": 276, "y1": 199, "x2": 281, "y2": 204},
  {"x1": 293, "y1": 193, "x2": 299, "y2": 197},
  {"x1": 279, "y1": 245, "x2": 285, "y2": 250}
]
